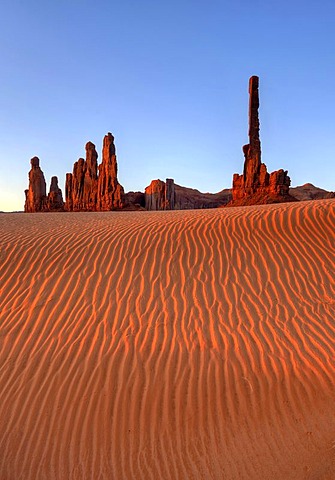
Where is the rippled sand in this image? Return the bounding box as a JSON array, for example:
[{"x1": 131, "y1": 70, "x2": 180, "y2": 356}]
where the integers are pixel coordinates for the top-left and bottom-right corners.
[{"x1": 0, "y1": 199, "x2": 334, "y2": 479}]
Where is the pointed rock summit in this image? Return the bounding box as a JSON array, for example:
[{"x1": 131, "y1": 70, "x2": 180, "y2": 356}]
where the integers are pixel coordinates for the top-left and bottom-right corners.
[
  {"x1": 97, "y1": 133, "x2": 124, "y2": 210},
  {"x1": 243, "y1": 75, "x2": 262, "y2": 194},
  {"x1": 83, "y1": 141, "x2": 99, "y2": 209},
  {"x1": 229, "y1": 76, "x2": 295, "y2": 206},
  {"x1": 64, "y1": 133, "x2": 124, "y2": 211},
  {"x1": 65, "y1": 141, "x2": 99, "y2": 211}
]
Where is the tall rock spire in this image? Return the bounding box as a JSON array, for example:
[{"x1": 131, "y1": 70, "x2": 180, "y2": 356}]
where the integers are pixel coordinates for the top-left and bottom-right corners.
[
  {"x1": 243, "y1": 75, "x2": 261, "y2": 194},
  {"x1": 83, "y1": 141, "x2": 98, "y2": 210},
  {"x1": 65, "y1": 142, "x2": 99, "y2": 211},
  {"x1": 47, "y1": 176, "x2": 64, "y2": 211},
  {"x1": 248, "y1": 76, "x2": 261, "y2": 159},
  {"x1": 230, "y1": 76, "x2": 294, "y2": 206},
  {"x1": 97, "y1": 133, "x2": 124, "y2": 210},
  {"x1": 24, "y1": 157, "x2": 47, "y2": 212}
]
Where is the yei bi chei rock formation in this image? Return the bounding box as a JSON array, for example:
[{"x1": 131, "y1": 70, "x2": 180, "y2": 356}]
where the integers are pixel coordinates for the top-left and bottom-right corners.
[
  {"x1": 25, "y1": 133, "x2": 125, "y2": 213},
  {"x1": 65, "y1": 132, "x2": 124, "y2": 211}
]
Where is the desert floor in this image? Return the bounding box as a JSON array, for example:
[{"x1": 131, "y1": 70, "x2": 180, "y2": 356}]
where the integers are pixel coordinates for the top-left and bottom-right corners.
[{"x1": 0, "y1": 199, "x2": 334, "y2": 479}]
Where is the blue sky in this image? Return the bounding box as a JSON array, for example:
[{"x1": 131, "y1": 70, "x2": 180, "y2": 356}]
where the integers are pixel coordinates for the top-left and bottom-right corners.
[{"x1": 0, "y1": 0, "x2": 334, "y2": 211}]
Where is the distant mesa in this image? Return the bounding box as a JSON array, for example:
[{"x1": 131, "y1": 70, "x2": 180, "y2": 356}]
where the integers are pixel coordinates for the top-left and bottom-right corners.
[
  {"x1": 24, "y1": 76, "x2": 333, "y2": 213},
  {"x1": 145, "y1": 179, "x2": 231, "y2": 210},
  {"x1": 145, "y1": 179, "x2": 175, "y2": 210}
]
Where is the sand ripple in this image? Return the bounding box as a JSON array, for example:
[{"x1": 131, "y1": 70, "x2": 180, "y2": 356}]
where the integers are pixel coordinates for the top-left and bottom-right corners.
[{"x1": 0, "y1": 199, "x2": 334, "y2": 479}]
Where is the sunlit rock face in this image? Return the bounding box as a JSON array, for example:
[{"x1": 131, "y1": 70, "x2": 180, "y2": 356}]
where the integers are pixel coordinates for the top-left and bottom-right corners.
[
  {"x1": 145, "y1": 179, "x2": 168, "y2": 210},
  {"x1": 97, "y1": 133, "x2": 124, "y2": 211},
  {"x1": 24, "y1": 157, "x2": 48, "y2": 212},
  {"x1": 65, "y1": 133, "x2": 124, "y2": 211},
  {"x1": 230, "y1": 76, "x2": 295, "y2": 206},
  {"x1": 65, "y1": 141, "x2": 99, "y2": 212},
  {"x1": 47, "y1": 176, "x2": 64, "y2": 211}
]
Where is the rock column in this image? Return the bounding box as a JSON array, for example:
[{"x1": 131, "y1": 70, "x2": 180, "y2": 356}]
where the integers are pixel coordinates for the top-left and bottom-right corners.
[
  {"x1": 165, "y1": 178, "x2": 175, "y2": 210},
  {"x1": 97, "y1": 133, "x2": 124, "y2": 210},
  {"x1": 231, "y1": 76, "x2": 293, "y2": 205},
  {"x1": 243, "y1": 75, "x2": 262, "y2": 194},
  {"x1": 65, "y1": 142, "x2": 99, "y2": 211},
  {"x1": 24, "y1": 157, "x2": 47, "y2": 212},
  {"x1": 83, "y1": 142, "x2": 98, "y2": 210},
  {"x1": 47, "y1": 176, "x2": 64, "y2": 211}
]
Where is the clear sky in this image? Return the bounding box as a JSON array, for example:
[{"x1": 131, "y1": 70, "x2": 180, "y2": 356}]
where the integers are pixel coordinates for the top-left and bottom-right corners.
[{"x1": 0, "y1": 0, "x2": 334, "y2": 211}]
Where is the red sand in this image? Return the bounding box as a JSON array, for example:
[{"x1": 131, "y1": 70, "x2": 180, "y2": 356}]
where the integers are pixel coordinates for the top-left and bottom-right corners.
[{"x1": 0, "y1": 199, "x2": 334, "y2": 479}]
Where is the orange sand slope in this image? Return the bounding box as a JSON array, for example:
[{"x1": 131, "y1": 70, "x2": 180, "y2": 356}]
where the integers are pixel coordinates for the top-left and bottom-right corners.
[{"x1": 0, "y1": 199, "x2": 334, "y2": 480}]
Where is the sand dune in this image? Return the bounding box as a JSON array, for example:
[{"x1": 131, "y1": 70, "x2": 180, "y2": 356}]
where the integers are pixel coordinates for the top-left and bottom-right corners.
[{"x1": 0, "y1": 199, "x2": 334, "y2": 479}]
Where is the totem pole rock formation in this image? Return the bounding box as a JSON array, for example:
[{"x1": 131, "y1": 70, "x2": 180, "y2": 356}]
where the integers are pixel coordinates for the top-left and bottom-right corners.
[
  {"x1": 97, "y1": 133, "x2": 124, "y2": 210},
  {"x1": 243, "y1": 75, "x2": 261, "y2": 195},
  {"x1": 230, "y1": 76, "x2": 294, "y2": 206},
  {"x1": 24, "y1": 157, "x2": 48, "y2": 212}
]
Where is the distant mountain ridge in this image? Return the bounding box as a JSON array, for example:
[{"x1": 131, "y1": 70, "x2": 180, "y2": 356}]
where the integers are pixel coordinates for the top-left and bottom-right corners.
[{"x1": 289, "y1": 183, "x2": 335, "y2": 201}]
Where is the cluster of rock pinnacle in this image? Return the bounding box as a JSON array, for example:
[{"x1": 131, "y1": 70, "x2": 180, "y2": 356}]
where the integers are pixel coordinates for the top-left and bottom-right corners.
[
  {"x1": 25, "y1": 133, "x2": 124, "y2": 213},
  {"x1": 24, "y1": 76, "x2": 297, "y2": 213}
]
